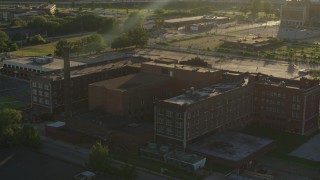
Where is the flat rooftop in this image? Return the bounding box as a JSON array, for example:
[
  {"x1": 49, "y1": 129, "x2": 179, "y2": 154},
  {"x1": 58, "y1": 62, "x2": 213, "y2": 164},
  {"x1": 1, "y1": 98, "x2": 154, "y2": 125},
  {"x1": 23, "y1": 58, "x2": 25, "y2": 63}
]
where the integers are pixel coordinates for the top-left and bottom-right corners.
[
  {"x1": 90, "y1": 73, "x2": 171, "y2": 92},
  {"x1": 188, "y1": 131, "x2": 274, "y2": 162},
  {"x1": 164, "y1": 79, "x2": 248, "y2": 105},
  {"x1": 3, "y1": 57, "x2": 85, "y2": 71},
  {"x1": 167, "y1": 151, "x2": 205, "y2": 164},
  {"x1": 143, "y1": 61, "x2": 219, "y2": 73},
  {"x1": 165, "y1": 16, "x2": 227, "y2": 24},
  {"x1": 38, "y1": 59, "x2": 138, "y2": 81}
]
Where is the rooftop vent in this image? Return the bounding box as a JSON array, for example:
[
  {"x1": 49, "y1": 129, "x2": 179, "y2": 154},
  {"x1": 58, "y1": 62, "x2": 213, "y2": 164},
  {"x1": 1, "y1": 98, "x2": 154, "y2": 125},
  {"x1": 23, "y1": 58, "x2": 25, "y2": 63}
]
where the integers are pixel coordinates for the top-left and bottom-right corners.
[{"x1": 32, "y1": 56, "x2": 53, "y2": 64}]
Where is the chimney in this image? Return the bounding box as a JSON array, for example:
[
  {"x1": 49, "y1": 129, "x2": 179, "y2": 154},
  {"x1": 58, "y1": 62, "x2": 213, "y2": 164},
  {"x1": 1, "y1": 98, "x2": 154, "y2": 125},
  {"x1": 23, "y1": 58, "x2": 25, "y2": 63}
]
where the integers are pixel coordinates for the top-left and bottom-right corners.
[{"x1": 63, "y1": 47, "x2": 72, "y2": 120}]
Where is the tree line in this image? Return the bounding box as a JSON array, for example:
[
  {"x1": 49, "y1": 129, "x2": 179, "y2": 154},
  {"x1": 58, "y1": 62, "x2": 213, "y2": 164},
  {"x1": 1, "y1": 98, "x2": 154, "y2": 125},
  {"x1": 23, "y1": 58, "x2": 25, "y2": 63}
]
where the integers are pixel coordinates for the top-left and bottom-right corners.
[
  {"x1": 55, "y1": 34, "x2": 106, "y2": 57},
  {"x1": 11, "y1": 13, "x2": 116, "y2": 39}
]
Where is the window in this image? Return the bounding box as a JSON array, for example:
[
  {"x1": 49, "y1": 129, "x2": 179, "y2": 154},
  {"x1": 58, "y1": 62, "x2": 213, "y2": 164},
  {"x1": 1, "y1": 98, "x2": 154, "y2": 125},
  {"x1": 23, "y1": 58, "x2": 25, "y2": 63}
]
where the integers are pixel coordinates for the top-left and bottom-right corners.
[
  {"x1": 33, "y1": 96, "x2": 37, "y2": 102},
  {"x1": 45, "y1": 99, "x2": 50, "y2": 105},
  {"x1": 158, "y1": 117, "x2": 164, "y2": 124},
  {"x1": 187, "y1": 113, "x2": 191, "y2": 119},
  {"x1": 32, "y1": 89, "x2": 37, "y2": 95},
  {"x1": 38, "y1": 83, "x2": 43, "y2": 89},
  {"x1": 44, "y1": 92, "x2": 49, "y2": 97},
  {"x1": 166, "y1": 127, "x2": 174, "y2": 135},
  {"x1": 32, "y1": 82, "x2": 37, "y2": 87},
  {"x1": 175, "y1": 121, "x2": 182, "y2": 128},
  {"x1": 38, "y1": 90, "x2": 43, "y2": 96},
  {"x1": 175, "y1": 130, "x2": 182, "y2": 138},
  {"x1": 175, "y1": 113, "x2": 182, "y2": 119},
  {"x1": 39, "y1": 98, "x2": 44, "y2": 104},
  {"x1": 44, "y1": 84, "x2": 49, "y2": 90},
  {"x1": 166, "y1": 110, "x2": 172, "y2": 117}
]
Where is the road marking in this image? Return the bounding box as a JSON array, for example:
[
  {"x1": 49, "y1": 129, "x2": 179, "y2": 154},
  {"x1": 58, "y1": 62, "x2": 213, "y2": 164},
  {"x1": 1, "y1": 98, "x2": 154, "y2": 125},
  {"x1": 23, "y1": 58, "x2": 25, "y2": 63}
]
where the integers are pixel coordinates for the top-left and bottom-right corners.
[{"x1": 0, "y1": 154, "x2": 15, "y2": 166}]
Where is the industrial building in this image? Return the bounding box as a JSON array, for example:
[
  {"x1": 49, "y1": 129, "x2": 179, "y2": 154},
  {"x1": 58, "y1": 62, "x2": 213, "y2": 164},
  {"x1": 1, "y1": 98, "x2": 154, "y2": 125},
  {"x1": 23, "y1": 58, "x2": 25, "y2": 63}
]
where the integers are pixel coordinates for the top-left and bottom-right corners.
[
  {"x1": 154, "y1": 71, "x2": 320, "y2": 149},
  {"x1": 0, "y1": 56, "x2": 84, "y2": 79},
  {"x1": 281, "y1": 0, "x2": 320, "y2": 26},
  {"x1": 30, "y1": 59, "x2": 140, "y2": 114},
  {"x1": 88, "y1": 60, "x2": 224, "y2": 119}
]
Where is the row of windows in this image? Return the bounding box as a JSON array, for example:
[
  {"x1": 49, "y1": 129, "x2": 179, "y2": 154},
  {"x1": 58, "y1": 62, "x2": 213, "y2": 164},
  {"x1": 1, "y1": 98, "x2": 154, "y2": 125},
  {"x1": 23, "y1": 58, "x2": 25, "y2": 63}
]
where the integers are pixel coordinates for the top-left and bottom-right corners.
[
  {"x1": 32, "y1": 97, "x2": 50, "y2": 105},
  {"x1": 32, "y1": 89, "x2": 49, "y2": 97},
  {"x1": 157, "y1": 126, "x2": 183, "y2": 138},
  {"x1": 158, "y1": 110, "x2": 183, "y2": 119},
  {"x1": 4, "y1": 64, "x2": 45, "y2": 73},
  {"x1": 32, "y1": 82, "x2": 49, "y2": 90}
]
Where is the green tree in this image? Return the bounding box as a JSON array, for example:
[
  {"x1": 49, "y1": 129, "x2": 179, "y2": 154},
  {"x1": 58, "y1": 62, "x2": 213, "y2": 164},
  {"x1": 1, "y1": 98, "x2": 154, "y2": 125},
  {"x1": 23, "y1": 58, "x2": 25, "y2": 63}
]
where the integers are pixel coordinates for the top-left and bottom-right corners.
[
  {"x1": 128, "y1": 26, "x2": 148, "y2": 47},
  {"x1": 262, "y1": 0, "x2": 273, "y2": 16},
  {"x1": 27, "y1": 34, "x2": 46, "y2": 45},
  {"x1": 28, "y1": 16, "x2": 48, "y2": 28},
  {"x1": 0, "y1": 31, "x2": 10, "y2": 52},
  {"x1": 111, "y1": 34, "x2": 131, "y2": 49},
  {"x1": 239, "y1": 6, "x2": 249, "y2": 15},
  {"x1": 88, "y1": 142, "x2": 111, "y2": 172},
  {"x1": 17, "y1": 126, "x2": 41, "y2": 149},
  {"x1": 85, "y1": 34, "x2": 106, "y2": 53},
  {"x1": 11, "y1": 18, "x2": 27, "y2": 27},
  {"x1": 250, "y1": 0, "x2": 261, "y2": 16},
  {"x1": 55, "y1": 40, "x2": 70, "y2": 57},
  {"x1": 71, "y1": 1, "x2": 76, "y2": 9},
  {"x1": 0, "y1": 109, "x2": 22, "y2": 148},
  {"x1": 91, "y1": 1, "x2": 96, "y2": 10}
]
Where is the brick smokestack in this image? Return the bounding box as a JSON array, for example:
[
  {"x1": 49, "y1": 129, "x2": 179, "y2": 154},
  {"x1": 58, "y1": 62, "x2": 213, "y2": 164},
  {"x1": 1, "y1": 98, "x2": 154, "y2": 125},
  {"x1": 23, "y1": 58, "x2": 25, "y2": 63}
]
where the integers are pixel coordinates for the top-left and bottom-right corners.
[{"x1": 63, "y1": 47, "x2": 72, "y2": 120}]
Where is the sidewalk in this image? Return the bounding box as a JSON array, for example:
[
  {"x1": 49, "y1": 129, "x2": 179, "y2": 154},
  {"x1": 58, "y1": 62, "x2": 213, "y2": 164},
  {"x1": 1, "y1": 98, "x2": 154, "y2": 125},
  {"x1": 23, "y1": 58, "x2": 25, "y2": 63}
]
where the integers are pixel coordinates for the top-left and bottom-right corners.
[{"x1": 40, "y1": 136, "x2": 174, "y2": 180}]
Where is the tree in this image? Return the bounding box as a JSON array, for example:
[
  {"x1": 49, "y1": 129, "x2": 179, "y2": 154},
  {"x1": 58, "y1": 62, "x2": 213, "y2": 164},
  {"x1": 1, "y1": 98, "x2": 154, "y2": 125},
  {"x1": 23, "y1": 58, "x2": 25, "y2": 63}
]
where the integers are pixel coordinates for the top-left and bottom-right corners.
[
  {"x1": 0, "y1": 31, "x2": 16, "y2": 53},
  {"x1": 27, "y1": 34, "x2": 46, "y2": 45},
  {"x1": 71, "y1": 1, "x2": 76, "y2": 9},
  {"x1": 128, "y1": 26, "x2": 148, "y2": 47},
  {"x1": 55, "y1": 40, "x2": 70, "y2": 57},
  {"x1": 0, "y1": 109, "x2": 22, "y2": 148},
  {"x1": 250, "y1": 0, "x2": 261, "y2": 16},
  {"x1": 239, "y1": 6, "x2": 249, "y2": 16},
  {"x1": 88, "y1": 142, "x2": 111, "y2": 172},
  {"x1": 262, "y1": 0, "x2": 273, "y2": 16},
  {"x1": 11, "y1": 18, "x2": 27, "y2": 27},
  {"x1": 111, "y1": 34, "x2": 131, "y2": 49},
  {"x1": 85, "y1": 34, "x2": 106, "y2": 53},
  {"x1": 91, "y1": 1, "x2": 96, "y2": 10},
  {"x1": 17, "y1": 126, "x2": 41, "y2": 149},
  {"x1": 28, "y1": 16, "x2": 47, "y2": 28}
]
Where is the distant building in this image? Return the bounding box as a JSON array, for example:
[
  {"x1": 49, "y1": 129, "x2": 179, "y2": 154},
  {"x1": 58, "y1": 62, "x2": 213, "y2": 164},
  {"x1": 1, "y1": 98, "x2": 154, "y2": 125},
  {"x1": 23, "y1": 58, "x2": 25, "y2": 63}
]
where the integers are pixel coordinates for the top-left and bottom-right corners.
[
  {"x1": 164, "y1": 16, "x2": 229, "y2": 27},
  {"x1": 280, "y1": 0, "x2": 320, "y2": 26},
  {"x1": 0, "y1": 3, "x2": 56, "y2": 22},
  {"x1": 1, "y1": 56, "x2": 84, "y2": 79},
  {"x1": 281, "y1": 0, "x2": 310, "y2": 26},
  {"x1": 221, "y1": 36, "x2": 278, "y2": 51}
]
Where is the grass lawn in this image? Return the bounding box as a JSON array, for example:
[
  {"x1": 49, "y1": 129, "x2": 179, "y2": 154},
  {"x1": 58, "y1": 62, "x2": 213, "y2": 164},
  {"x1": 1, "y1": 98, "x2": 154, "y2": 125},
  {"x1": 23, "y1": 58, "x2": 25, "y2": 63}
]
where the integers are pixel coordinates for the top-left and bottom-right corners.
[
  {"x1": 0, "y1": 96, "x2": 29, "y2": 110},
  {"x1": 240, "y1": 125, "x2": 320, "y2": 168},
  {"x1": 169, "y1": 35, "x2": 225, "y2": 50},
  {"x1": 10, "y1": 34, "x2": 92, "y2": 57}
]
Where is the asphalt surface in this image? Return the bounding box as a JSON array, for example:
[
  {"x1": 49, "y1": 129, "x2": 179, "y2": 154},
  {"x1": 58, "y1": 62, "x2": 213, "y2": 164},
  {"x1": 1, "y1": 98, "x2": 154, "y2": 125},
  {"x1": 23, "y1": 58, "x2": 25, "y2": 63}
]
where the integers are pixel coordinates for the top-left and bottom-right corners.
[
  {"x1": 0, "y1": 75, "x2": 30, "y2": 103},
  {"x1": 0, "y1": 147, "x2": 97, "y2": 180}
]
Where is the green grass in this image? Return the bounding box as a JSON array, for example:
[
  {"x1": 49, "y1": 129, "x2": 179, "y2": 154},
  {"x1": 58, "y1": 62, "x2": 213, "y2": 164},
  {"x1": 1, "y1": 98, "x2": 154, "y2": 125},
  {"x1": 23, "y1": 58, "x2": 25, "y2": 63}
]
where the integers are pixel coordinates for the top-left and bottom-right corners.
[
  {"x1": 240, "y1": 125, "x2": 320, "y2": 168},
  {"x1": 0, "y1": 96, "x2": 29, "y2": 110},
  {"x1": 10, "y1": 34, "x2": 92, "y2": 57}
]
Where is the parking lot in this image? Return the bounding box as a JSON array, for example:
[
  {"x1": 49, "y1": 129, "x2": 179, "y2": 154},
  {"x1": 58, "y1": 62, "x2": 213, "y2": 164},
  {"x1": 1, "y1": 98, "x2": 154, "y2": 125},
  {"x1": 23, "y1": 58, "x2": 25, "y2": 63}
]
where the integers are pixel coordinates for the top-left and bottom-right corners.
[{"x1": 0, "y1": 75, "x2": 30, "y2": 109}]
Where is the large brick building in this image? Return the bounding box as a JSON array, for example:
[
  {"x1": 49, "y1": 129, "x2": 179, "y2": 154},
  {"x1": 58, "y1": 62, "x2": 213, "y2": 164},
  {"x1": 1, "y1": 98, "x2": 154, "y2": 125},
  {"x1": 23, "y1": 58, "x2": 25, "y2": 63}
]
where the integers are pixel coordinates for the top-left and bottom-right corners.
[
  {"x1": 30, "y1": 59, "x2": 139, "y2": 114},
  {"x1": 88, "y1": 61, "x2": 224, "y2": 119},
  {"x1": 154, "y1": 73, "x2": 320, "y2": 149},
  {"x1": 253, "y1": 76, "x2": 320, "y2": 135}
]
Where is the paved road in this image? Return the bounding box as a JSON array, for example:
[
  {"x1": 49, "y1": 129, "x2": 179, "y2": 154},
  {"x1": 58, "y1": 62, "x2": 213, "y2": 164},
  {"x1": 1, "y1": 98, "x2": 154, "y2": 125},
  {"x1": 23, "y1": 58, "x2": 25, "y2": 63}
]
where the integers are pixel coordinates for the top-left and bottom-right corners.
[{"x1": 40, "y1": 136, "x2": 169, "y2": 180}]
